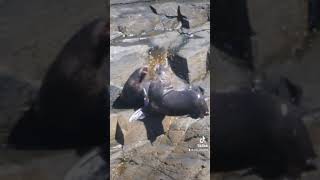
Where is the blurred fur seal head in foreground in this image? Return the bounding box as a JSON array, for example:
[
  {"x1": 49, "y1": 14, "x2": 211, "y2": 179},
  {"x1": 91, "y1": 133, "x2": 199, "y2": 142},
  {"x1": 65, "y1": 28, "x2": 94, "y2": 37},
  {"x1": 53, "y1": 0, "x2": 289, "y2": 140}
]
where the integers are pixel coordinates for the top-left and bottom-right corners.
[{"x1": 8, "y1": 18, "x2": 109, "y2": 149}]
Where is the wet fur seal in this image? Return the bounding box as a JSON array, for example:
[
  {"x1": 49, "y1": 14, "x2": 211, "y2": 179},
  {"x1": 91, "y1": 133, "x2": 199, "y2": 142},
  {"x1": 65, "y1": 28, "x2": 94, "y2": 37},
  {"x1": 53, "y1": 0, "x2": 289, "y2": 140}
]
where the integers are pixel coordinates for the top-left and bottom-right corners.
[
  {"x1": 212, "y1": 90, "x2": 316, "y2": 179},
  {"x1": 144, "y1": 65, "x2": 208, "y2": 118},
  {"x1": 112, "y1": 66, "x2": 149, "y2": 109},
  {"x1": 64, "y1": 145, "x2": 108, "y2": 180},
  {"x1": 8, "y1": 18, "x2": 109, "y2": 149}
]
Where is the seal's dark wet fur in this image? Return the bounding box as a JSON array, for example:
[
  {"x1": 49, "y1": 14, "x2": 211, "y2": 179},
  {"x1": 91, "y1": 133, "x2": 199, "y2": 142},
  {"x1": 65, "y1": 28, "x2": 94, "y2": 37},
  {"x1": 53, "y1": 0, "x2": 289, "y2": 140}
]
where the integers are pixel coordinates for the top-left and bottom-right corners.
[
  {"x1": 147, "y1": 78, "x2": 208, "y2": 118},
  {"x1": 8, "y1": 18, "x2": 109, "y2": 149},
  {"x1": 112, "y1": 67, "x2": 149, "y2": 109},
  {"x1": 212, "y1": 90, "x2": 316, "y2": 179}
]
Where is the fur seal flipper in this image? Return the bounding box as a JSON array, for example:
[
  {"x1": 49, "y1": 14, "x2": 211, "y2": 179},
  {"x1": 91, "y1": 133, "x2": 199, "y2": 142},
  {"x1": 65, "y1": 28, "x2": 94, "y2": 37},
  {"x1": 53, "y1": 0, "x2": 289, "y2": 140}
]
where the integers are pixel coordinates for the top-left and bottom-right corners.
[
  {"x1": 8, "y1": 18, "x2": 109, "y2": 149},
  {"x1": 117, "y1": 64, "x2": 208, "y2": 121}
]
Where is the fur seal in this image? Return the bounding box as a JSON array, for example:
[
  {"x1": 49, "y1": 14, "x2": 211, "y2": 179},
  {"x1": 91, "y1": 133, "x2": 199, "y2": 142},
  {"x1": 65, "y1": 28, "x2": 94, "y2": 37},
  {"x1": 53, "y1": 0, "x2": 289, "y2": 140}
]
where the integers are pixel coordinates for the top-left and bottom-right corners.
[
  {"x1": 64, "y1": 146, "x2": 108, "y2": 180},
  {"x1": 128, "y1": 64, "x2": 209, "y2": 121},
  {"x1": 112, "y1": 66, "x2": 149, "y2": 109},
  {"x1": 145, "y1": 64, "x2": 208, "y2": 118},
  {"x1": 212, "y1": 90, "x2": 316, "y2": 179},
  {"x1": 8, "y1": 18, "x2": 109, "y2": 149}
]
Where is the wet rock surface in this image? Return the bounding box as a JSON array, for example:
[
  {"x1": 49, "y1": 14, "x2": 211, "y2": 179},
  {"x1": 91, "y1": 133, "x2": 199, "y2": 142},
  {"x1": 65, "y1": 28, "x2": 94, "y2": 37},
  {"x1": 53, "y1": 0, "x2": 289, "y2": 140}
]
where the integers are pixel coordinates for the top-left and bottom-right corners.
[{"x1": 110, "y1": 0, "x2": 210, "y2": 179}]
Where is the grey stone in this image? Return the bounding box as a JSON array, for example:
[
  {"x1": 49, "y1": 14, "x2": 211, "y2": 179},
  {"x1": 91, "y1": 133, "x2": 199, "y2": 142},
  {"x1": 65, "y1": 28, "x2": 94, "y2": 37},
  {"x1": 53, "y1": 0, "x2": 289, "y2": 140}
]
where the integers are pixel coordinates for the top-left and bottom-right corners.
[
  {"x1": 177, "y1": 23, "x2": 210, "y2": 82},
  {"x1": 64, "y1": 148, "x2": 107, "y2": 180},
  {"x1": 110, "y1": 44, "x2": 150, "y2": 87},
  {"x1": 111, "y1": 5, "x2": 160, "y2": 37},
  {"x1": 149, "y1": 31, "x2": 181, "y2": 49}
]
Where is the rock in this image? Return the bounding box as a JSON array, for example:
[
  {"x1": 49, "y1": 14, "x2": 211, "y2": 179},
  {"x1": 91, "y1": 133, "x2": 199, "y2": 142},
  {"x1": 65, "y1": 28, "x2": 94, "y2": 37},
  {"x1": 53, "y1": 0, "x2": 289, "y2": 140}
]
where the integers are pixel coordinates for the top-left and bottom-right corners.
[
  {"x1": 167, "y1": 130, "x2": 185, "y2": 145},
  {"x1": 110, "y1": 44, "x2": 150, "y2": 87},
  {"x1": 150, "y1": 2, "x2": 180, "y2": 17},
  {"x1": 111, "y1": 5, "x2": 160, "y2": 37},
  {"x1": 109, "y1": 84, "x2": 122, "y2": 109},
  {"x1": 247, "y1": 0, "x2": 308, "y2": 68},
  {"x1": 0, "y1": 150, "x2": 79, "y2": 180},
  {"x1": 149, "y1": 31, "x2": 181, "y2": 49},
  {"x1": 64, "y1": 148, "x2": 107, "y2": 180},
  {"x1": 177, "y1": 22, "x2": 210, "y2": 82},
  {"x1": 109, "y1": 105, "x2": 210, "y2": 179},
  {"x1": 169, "y1": 117, "x2": 198, "y2": 132},
  {"x1": 110, "y1": 112, "x2": 119, "y2": 145},
  {"x1": 161, "y1": 116, "x2": 176, "y2": 132},
  {"x1": 193, "y1": 72, "x2": 210, "y2": 97},
  {"x1": 110, "y1": 110, "x2": 149, "y2": 145},
  {"x1": 110, "y1": 31, "x2": 124, "y2": 40},
  {"x1": 110, "y1": 0, "x2": 154, "y2": 5},
  {"x1": 178, "y1": 3, "x2": 209, "y2": 28},
  {"x1": 150, "y1": 2, "x2": 210, "y2": 28},
  {"x1": 154, "y1": 17, "x2": 181, "y2": 31},
  {"x1": 184, "y1": 116, "x2": 210, "y2": 158},
  {"x1": 111, "y1": 137, "x2": 209, "y2": 180},
  {"x1": 184, "y1": 116, "x2": 210, "y2": 142}
]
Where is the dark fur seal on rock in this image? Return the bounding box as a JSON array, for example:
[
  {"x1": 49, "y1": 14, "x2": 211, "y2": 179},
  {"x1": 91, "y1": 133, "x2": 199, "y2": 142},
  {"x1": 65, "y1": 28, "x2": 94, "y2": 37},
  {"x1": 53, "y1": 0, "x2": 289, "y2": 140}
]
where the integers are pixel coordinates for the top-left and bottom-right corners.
[
  {"x1": 145, "y1": 64, "x2": 208, "y2": 118},
  {"x1": 8, "y1": 18, "x2": 109, "y2": 149},
  {"x1": 112, "y1": 66, "x2": 149, "y2": 109},
  {"x1": 64, "y1": 145, "x2": 108, "y2": 180},
  {"x1": 212, "y1": 90, "x2": 316, "y2": 179},
  {"x1": 128, "y1": 64, "x2": 209, "y2": 121}
]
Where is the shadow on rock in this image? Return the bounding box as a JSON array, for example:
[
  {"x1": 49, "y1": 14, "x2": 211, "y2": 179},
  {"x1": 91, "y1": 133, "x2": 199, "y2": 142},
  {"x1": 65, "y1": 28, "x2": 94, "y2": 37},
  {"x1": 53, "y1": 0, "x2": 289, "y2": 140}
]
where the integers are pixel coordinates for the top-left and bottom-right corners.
[
  {"x1": 140, "y1": 113, "x2": 165, "y2": 143},
  {"x1": 168, "y1": 53, "x2": 190, "y2": 83},
  {"x1": 114, "y1": 112, "x2": 165, "y2": 144},
  {"x1": 115, "y1": 121, "x2": 124, "y2": 145}
]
